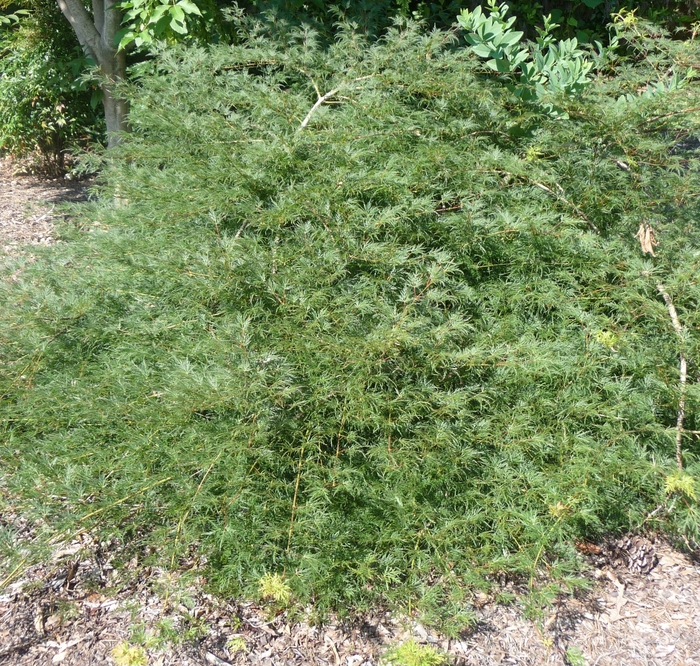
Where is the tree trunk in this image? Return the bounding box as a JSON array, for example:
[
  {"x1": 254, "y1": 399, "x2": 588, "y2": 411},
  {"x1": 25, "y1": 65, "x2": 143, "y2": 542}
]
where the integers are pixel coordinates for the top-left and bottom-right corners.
[
  {"x1": 101, "y1": 49, "x2": 129, "y2": 149},
  {"x1": 55, "y1": 0, "x2": 129, "y2": 148}
]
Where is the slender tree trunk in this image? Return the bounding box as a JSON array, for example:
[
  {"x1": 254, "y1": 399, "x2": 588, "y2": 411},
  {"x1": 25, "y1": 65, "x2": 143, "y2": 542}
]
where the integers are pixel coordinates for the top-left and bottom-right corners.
[
  {"x1": 55, "y1": 0, "x2": 130, "y2": 148},
  {"x1": 100, "y1": 49, "x2": 129, "y2": 148}
]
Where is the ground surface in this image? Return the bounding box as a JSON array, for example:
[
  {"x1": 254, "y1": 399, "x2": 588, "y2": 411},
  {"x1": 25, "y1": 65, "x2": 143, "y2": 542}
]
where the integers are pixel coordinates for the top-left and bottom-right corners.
[
  {"x1": 1, "y1": 157, "x2": 699, "y2": 666},
  {"x1": 0, "y1": 157, "x2": 90, "y2": 254}
]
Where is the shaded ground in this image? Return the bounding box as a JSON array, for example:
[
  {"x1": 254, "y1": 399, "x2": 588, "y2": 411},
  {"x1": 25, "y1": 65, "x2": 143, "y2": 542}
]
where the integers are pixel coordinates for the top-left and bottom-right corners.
[
  {"x1": 0, "y1": 156, "x2": 91, "y2": 255},
  {"x1": 1, "y1": 157, "x2": 699, "y2": 666}
]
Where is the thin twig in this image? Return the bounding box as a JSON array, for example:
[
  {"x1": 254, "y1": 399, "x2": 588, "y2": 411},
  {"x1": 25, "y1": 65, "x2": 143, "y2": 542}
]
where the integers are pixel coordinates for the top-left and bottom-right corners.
[
  {"x1": 79, "y1": 476, "x2": 173, "y2": 522},
  {"x1": 31, "y1": 206, "x2": 55, "y2": 225},
  {"x1": 532, "y1": 181, "x2": 600, "y2": 234},
  {"x1": 233, "y1": 221, "x2": 247, "y2": 240},
  {"x1": 646, "y1": 106, "x2": 700, "y2": 124},
  {"x1": 0, "y1": 557, "x2": 28, "y2": 590},
  {"x1": 296, "y1": 68, "x2": 321, "y2": 98},
  {"x1": 479, "y1": 168, "x2": 598, "y2": 233},
  {"x1": 657, "y1": 283, "x2": 686, "y2": 469},
  {"x1": 287, "y1": 442, "x2": 306, "y2": 553},
  {"x1": 299, "y1": 87, "x2": 342, "y2": 130},
  {"x1": 638, "y1": 503, "x2": 665, "y2": 529},
  {"x1": 219, "y1": 60, "x2": 279, "y2": 72},
  {"x1": 435, "y1": 204, "x2": 462, "y2": 213},
  {"x1": 298, "y1": 76, "x2": 373, "y2": 131},
  {"x1": 170, "y1": 450, "x2": 224, "y2": 568}
]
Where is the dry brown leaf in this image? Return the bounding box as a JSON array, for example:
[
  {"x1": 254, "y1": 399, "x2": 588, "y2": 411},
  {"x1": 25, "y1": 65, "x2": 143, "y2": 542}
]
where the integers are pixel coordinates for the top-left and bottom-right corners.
[{"x1": 635, "y1": 222, "x2": 658, "y2": 256}]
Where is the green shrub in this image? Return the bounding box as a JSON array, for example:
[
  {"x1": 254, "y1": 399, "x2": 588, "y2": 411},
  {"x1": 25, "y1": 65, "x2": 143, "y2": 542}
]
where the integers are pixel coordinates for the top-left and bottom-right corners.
[
  {"x1": 457, "y1": 2, "x2": 600, "y2": 115},
  {"x1": 1, "y1": 17, "x2": 699, "y2": 621},
  {"x1": 243, "y1": 1, "x2": 700, "y2": 40},
  {"x1": 0, "y1": 1, "x2": 103, "y2": 167}
]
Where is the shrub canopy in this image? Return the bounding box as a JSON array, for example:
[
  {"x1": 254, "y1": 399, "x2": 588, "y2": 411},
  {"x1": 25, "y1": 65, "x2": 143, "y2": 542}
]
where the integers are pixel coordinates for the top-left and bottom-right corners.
[{"x1": 1, "y1": 16, "x2": 699, "y2": 620}]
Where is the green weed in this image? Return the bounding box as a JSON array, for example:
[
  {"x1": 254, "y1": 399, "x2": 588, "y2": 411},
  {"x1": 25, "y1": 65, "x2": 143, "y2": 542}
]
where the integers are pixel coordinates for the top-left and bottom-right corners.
[
  {"x1": 383, "y1": 639, "x2": 447, "y2": 666},
  {"x1": 258, "y1": 573, "x2": 293, "y2": 606},
  {"x1": 227, "y1": 636, "x2": 246, "y2": 653},
  {"x1": 565, "y1": 645, "x2": 588, "y2": 666},
  {"x1": 112, "y1": 643, "x2": 148, "y2": 666}
]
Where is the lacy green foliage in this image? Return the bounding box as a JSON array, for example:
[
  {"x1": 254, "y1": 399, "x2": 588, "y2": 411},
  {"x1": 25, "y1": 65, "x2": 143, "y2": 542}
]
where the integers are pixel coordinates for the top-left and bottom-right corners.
[
  {"x1": 1, "y1": 19, "x2": 700, "y2": 620},
  {"x1": 111, "y1": 643, "x2": 147, "y2": 666},
  {"x1": 258, "y1": 573, "x2": 293, "y2": 606},
  {"x1": 665, "y1": 472, "x2": 697, "y2": 500},
  {"x1": 383, "y1": 640, "x2": 447, "y2": 666},
  {"x1": 0, "y1": 1, "x2": 103, "y2": 162},
  {"x1": 609, "y1": 10, "x2": 697, "y2": 108},
  {"x1": 564, "y1": 646, "x2": 587, "y2": 666}
]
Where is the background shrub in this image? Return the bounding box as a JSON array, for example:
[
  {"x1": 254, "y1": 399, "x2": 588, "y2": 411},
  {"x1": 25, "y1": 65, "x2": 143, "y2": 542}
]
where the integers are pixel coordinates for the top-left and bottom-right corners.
[
  {"x1": 1, "y1": 1, "x2": 699, "y2": 162},
  {"x1": 0, "y1": 0, "x2": 103, "y2": 169}
]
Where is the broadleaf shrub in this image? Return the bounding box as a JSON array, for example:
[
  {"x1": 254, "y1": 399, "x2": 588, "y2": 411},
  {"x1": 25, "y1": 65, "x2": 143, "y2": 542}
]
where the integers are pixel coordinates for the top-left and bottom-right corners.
[
  {"x1": 1, "y1": 18, "x2": 699, "y2": 619},
  {"x1": 0, "y1": 1, "x2": 103, "y2": 167},
  {"x1": 457, "y1": 3, "x2": 603, "y2": 115}
]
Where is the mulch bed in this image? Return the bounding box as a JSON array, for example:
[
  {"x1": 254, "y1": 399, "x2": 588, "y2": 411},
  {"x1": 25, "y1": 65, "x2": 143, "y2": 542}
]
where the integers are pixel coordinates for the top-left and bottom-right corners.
[
  {"x1": 0, "y1": 156, "x2": 91, "y2": 255},
  {"x1": 1, "y1": 529, "x2": 699, "y2": 666}
]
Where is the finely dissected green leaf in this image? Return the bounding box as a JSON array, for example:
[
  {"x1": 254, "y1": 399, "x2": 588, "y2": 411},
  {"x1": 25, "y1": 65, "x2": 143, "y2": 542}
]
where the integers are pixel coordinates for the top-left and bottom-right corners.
[{"x1": 1, "y1": 17, "x2": 699, "y2": 620}]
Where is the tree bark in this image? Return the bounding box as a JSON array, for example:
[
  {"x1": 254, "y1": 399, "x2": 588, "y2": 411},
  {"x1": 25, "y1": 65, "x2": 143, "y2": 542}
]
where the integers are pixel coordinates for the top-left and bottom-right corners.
[{"x1": 55, "y1": 0, "x2": 129, "y2": 148}]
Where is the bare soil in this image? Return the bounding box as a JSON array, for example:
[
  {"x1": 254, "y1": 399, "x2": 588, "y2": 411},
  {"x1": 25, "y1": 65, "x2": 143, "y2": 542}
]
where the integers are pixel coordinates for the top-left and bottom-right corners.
[{"x1": 1, "y1": 157, "x2": 699, "y2": 666}]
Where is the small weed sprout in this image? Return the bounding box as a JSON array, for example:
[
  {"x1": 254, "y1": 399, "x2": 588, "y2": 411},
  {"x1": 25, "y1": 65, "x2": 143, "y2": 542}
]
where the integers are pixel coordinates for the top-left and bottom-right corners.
[
  {"x1": 383, "y1": 639, "x2": 447, "y2": 666},
  {"x1": 129, "y1": 621, "x2": 159, "y2": 649},
  {"x1": 155, "y1": 617, "x2": 180, "y2": 646},
  {"x1": 258, "y1": 573, "x2": 292, "y2": 606},
  {"x1": 494, "y1": 591, "x2": 516, "y2": 605},
  {"x1": 564, "y1": 645, "x2": 587, "y2": 666},
  {"x1": 56, "y1": 599, "x2": 79, "y2": 622},
  {"x1": 227, "y1": 636, "x2": 247, "y2": 653},
  {"x1": 593, "y1": 330, "x2": 619, "y2": 350},
  {"x1": 111, "y1": 642, "x2": 148, "y2": 666}
]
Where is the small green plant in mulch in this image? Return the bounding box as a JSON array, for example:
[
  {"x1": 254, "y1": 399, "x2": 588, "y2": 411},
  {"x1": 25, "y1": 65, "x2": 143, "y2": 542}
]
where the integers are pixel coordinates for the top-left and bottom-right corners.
[
  {"x1": 112, "y1": 643, "x2": 148, "y2": 666},
  {"x1": 383, "y1": 639, "x2": 447, "y2": 666},
  {"x1": 227, "y1": 635, "x2": 247, "y2": 653},
  {"x1": 258, "y1": 573, "x2": 293, "y2": 607},
  {"x1": 55, "y1": 599, "x2": 80, "y2": 622},
  {"x1": 1, "y1": 9, "x2": 699, "y2": 628},
  {"x1": 564, "y1": 645, "x2": 588, "y2": 666}
]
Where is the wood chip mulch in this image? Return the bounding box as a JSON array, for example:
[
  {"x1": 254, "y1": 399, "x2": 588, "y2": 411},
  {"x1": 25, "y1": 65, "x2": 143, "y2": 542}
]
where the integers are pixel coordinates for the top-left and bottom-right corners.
[
  {"x1": 1, "y1": 530, "x2": 699, "y2": 666},
  {"x1": 0, "y1": 156, "x2": 91, "y2": 256}
]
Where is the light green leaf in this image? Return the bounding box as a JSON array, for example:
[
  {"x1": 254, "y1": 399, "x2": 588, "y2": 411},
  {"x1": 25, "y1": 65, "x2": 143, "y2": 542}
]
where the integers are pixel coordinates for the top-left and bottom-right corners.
[
  {"x1": 169, "y1": 5, "x2": 186, "y2": 22},
  {"x1": 500, "y1": 31, "x2": 524, "y2": 47},
  {"x1": 170, "y1": 18, "x2": 188, "y2": 34},
  {"x1": 177, "y1": 0, "x2": 202, "y2": 16},
  {"x1": 471, "y1": 43, "x2": 493, "y2": 58},
  {"x1": 665, "y1": 473, "x2": 697, "y2": 500},
  {"x1": 494, "y1": 58, "x2": 515, "y2": 73}
]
